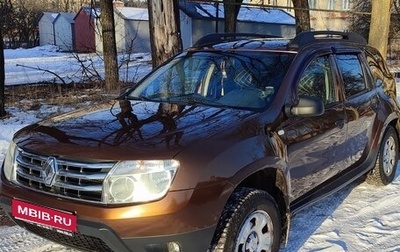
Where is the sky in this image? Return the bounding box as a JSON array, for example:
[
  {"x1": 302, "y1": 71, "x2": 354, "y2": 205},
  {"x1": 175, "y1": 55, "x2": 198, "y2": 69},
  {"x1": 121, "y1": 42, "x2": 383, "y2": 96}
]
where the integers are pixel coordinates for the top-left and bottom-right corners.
[{"x1": 1, "y1": 46, "x2": 400, "y2": 251}]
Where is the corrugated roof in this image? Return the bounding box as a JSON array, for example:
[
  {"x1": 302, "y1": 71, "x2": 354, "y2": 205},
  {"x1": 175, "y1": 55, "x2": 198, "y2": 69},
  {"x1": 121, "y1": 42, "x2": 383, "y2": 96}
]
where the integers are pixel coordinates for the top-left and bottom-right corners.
[
  {"x1": 238, "y1": 7, "x2": 295, "y2": 25},
  {"x1": 115, "y1": 7, "x2": 148, "y2": 21},
  {"x1": 74, "y1": 3, "x2": 294, "y2": 25},
  {"x1": 81, "y1": 6, "x2": 101, "y2": 18},
  {"x1": 54, "y1": 12, "x2": 75, "y2": 24},
  {"x1": 40, "y1": 12, "x2": 59, "y2": 22},
  {"x1": 179, "y1": 1, "x2": 295, "y2": 25}
]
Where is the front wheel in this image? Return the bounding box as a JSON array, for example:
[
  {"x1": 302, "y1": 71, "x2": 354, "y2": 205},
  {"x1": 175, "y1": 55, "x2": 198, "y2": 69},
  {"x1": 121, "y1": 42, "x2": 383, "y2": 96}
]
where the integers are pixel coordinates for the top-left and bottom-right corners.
[
  {"x1": 209, "y1": 187, "x2": 281, "y2": 252},
  {"x1": 366, "y1": 126, "x2": 399, "y2": 186}
]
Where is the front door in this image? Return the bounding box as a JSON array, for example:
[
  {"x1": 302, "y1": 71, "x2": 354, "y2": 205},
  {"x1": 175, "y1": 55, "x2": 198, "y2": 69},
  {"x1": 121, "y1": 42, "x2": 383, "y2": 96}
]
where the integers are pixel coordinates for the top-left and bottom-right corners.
[{"x1": 280, "y1": 54, "x2": 348, "y2": 201}]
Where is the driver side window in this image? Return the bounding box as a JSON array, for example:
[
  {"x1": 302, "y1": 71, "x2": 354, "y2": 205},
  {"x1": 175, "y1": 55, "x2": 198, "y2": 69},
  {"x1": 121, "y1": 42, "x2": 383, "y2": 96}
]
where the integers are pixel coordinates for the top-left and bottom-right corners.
[{"x1": 298, "y1": 55, "x2": 336, "y2": 105}]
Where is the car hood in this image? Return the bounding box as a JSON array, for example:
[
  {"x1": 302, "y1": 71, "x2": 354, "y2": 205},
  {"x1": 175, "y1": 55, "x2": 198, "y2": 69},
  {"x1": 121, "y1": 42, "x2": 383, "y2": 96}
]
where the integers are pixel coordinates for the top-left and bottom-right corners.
[{"x1": 13, "y1": 101, "x2": 257, "y2": 160}]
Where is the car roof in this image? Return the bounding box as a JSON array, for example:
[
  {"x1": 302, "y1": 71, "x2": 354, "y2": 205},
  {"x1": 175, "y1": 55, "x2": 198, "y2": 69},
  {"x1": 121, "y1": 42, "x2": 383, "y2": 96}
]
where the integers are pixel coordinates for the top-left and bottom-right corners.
[{"x1": 189, "y1": 31, "x2": 368, "y2": 52}]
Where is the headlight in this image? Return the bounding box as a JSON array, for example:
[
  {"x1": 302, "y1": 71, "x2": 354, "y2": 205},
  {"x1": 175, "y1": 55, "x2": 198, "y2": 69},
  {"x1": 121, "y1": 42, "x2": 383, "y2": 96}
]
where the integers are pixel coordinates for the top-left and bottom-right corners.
[
  {"x1": 103, "y1": 160, "x2": 179, "y2": 204},
  {"x1": 3, "y1": 141, "x2": 18, "y2": 181}
]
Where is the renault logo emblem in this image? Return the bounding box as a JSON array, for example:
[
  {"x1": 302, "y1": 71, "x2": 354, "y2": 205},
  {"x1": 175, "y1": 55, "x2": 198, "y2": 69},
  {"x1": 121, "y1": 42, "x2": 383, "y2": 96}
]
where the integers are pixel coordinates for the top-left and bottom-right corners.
[{"x1": 41, "y1": 157, "x2": 58, "y2": 187}]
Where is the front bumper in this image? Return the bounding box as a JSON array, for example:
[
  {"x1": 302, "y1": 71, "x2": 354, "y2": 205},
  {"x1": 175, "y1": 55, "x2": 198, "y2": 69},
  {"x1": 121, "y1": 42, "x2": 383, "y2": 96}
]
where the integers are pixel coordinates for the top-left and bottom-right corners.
[
  {"x1": 0, "y1": 171, "x2": 225, "y2": 252},
  {"x1": 0, "y1": 197, "x2": 215, "y2": 252}
]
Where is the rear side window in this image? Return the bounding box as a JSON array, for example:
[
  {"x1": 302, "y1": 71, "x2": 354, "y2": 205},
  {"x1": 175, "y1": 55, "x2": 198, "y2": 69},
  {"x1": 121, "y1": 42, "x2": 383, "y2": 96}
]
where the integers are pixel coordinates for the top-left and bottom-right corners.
[
  {"x1": 336, "y1": 54, "x2": 366, "y2": 97},
  {"x1": 366, "y1": 49, "x2": 395, "y2": 90},
  {"x1": 367, "y1": 54, "x2": 385, "y2": 88}
]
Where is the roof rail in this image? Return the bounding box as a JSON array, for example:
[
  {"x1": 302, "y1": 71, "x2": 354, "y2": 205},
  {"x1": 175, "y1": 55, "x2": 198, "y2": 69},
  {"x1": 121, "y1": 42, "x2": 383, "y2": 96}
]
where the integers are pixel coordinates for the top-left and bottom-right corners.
[
  {"x1": 193, "y1": 33, "x2": 282, "y2": 47},
  {"x1": 288, "y1": 31, "x2": 367, "y2": 49}
]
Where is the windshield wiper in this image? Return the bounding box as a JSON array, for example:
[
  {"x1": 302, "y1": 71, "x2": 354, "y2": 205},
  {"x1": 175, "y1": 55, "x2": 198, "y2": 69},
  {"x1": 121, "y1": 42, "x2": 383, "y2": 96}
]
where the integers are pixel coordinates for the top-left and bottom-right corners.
[
  {"x1": 159, "y1": 94, "x2": 223, "y2": 106},
  {"x1": 123, "y1": 93, "x2": 225, "y2": 108},
  {"x1": 119, "y1": 95, "x2": 160, "y2": 103}
]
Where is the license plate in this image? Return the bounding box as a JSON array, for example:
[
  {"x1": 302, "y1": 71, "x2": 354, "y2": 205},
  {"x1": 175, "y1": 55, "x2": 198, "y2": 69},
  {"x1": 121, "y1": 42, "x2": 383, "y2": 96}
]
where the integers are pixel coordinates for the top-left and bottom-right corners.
[{"x1": 12, "y1": 198, "x2": 77, "y2": 233}]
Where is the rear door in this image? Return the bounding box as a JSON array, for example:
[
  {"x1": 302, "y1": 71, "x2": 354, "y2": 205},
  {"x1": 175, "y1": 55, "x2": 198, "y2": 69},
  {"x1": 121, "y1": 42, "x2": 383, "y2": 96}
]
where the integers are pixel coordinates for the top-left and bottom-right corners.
[{"x1": 334, "y1": 52, "x2": 378, "y2": 167}]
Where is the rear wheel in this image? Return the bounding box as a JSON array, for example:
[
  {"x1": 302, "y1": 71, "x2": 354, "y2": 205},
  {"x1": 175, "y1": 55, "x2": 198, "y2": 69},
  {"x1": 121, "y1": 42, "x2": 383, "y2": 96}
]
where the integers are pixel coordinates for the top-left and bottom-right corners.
[
  {"x1": 366, "y1": 126, "x2": 399, "y2": 186},
  {"x1": 209, "y1": 187, "x2": 281, "y2": 252}
]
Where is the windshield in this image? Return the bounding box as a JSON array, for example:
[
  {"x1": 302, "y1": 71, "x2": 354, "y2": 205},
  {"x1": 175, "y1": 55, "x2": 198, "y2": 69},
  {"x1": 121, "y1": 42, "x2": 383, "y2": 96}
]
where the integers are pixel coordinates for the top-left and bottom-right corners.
[{"x1": 129, "y1": 50, "x2": 295, "y2": 110}]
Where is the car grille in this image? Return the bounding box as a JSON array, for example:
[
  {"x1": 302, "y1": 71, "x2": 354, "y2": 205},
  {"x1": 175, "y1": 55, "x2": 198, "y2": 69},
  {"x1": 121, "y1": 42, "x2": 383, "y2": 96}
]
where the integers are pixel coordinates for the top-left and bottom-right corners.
[{"x1": 15, "y1": 150, "x2": 115, "y2": 203}]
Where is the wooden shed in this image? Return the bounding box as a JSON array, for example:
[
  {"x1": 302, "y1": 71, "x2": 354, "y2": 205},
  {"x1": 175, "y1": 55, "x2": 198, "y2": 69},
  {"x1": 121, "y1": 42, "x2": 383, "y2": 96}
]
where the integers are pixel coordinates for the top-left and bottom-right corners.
[
  {"x1": 96, "y1": 7, "x2": 150, "y2": 53},
  {"x1": 53, "y1": 13, "x2": 75, "y2": 52},
  {"x1": 74, "y1": 7, "x2": 100, "y2": 53},
  {"x1": 72, "y1": 2, "x2": 296, "y2": 53},
  {"x1": 115, "y1": 7, "x2": 150, "y2": 53},
  {"x1": 38, "y1": 12, "x2": 58, "y2": 46},
  {"x1": 178, "y1": 1, "x2": 296, "y2": 49}
]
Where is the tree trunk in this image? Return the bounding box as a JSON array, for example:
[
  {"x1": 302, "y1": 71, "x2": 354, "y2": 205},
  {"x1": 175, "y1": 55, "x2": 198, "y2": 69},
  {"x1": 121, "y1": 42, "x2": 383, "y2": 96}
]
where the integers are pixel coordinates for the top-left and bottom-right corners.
[
  {"x1": 99, "y1": 0, "x2": 119, "y2": 92},
  {"x1": 292, "y1": 0, "x2": 311, "y2": 34},
  {"x1": 369, "y1": 0, "x2": 391, "y2": 60},
  {"x1": 148, "y1": 0, "x2": 182, "y2": 68},
  {"x1": 0, "y1": 26, "x2": 6, "y2": 117},
  {"x1": 0, "y1": 0, "x2": 10, "y2": 117},
  {"x1": 224, "y1": 0, "x2": 242, "y2": 33}
]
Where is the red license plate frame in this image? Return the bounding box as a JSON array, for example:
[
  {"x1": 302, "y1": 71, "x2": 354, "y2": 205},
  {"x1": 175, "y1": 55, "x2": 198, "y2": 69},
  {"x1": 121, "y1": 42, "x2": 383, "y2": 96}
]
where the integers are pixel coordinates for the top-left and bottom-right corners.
[{"x1": 12, "y1": 198, "x2": 77, "y2": 233}]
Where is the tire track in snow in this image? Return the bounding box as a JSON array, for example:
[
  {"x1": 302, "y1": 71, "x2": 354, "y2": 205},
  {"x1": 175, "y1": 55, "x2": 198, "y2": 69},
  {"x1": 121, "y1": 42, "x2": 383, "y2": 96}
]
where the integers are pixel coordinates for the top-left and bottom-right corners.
[{"x1": 281, "y1": 171, "x2": 400, "y2": 252}]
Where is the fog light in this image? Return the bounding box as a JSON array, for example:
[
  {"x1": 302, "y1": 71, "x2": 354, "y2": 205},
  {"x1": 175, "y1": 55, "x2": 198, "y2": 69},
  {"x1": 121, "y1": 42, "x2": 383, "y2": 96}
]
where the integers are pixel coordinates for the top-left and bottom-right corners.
[{"x1": 167, "y1": 242, "x2": 181, "y2": 252}]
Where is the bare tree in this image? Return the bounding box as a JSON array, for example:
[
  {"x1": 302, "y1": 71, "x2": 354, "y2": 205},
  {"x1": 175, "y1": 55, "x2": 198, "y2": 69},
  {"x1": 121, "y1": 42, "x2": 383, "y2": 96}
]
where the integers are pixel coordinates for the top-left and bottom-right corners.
[
  {"x1": 148, "y1": 0, "x2": 182, "y2": 68},
  {"x1": 223, "y1": 0, "x2": 243, "y2": 33},
  {"x1": 392, "y1": 0, "x2": 400, "y2": 49},
  {"x1": 59, "y1": 0, "x2": 89, "y2": 12},
  {"x1": 125, "y1": 0, "x2": 147, "y2": 8},
  {"x1": 0, "y1": 0, "x2": 12, "y2": 117},
  {"x1": 5, "y1": 0, "x2": 42, "y2": 48},
  {"x1": 99, "y1": 0, "x2": 119, "y2": 92},
  {"x1": 48, "y1": 0, "x2": 93, "y2": 12},
  {"x1": 0, "y1": 28, "x2": 5, "y2": 117},
  {"x1": 350, "y1": 0, "x2": 400, "y2": 59},
  {"x1": 369, "y1": 0, "x2": 392, "y2": 60},
  {"x1": 292, "y1": 0, "x2": 311, "y2": 34},
  {"x1": 2, "y1": 0, "x2": 93, "y2": 49},
  {"x1": 348, "y1": 0, "x2": 370, "y2": 39}
]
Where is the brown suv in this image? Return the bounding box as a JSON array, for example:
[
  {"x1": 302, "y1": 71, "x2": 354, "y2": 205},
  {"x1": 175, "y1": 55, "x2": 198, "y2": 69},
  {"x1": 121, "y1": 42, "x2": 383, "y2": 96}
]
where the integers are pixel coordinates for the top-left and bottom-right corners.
[{"x1": 1, "y1": 31, "x2": 400, "y2": 252}]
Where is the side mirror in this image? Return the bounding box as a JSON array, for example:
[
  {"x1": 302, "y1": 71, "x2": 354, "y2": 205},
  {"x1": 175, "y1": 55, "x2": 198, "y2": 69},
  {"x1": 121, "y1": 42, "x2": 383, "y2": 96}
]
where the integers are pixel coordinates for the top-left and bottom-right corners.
[
  {"x1": 119, "y1": 86, "x2": 131, "y2": 96},
  {"x1": 287, "y1": 95, "x2": 325, "y2": 117},
  {"x1": 116, "y1": 86, "x2": 134, "y2": 100}
]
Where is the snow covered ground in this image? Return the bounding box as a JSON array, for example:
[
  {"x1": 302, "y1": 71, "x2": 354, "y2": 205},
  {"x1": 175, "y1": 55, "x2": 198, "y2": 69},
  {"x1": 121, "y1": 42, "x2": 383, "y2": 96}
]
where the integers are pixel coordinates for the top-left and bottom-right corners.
[
  {"x1": 4, "y1": 45, "x2": 152, "y2": 86},
  {"x1": 1, "y1": 46, "x2": 400, "y2": 251}
]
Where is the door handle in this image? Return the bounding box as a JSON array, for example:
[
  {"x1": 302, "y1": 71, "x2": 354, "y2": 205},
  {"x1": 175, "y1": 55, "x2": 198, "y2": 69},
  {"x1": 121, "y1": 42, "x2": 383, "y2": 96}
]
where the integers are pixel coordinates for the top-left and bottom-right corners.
[
  {"x1": 335, "y1": 119, "x2": 345, "y2": 129},
  {"x1": 371, "y1": 97, "x2": 379, "y2": 110}
]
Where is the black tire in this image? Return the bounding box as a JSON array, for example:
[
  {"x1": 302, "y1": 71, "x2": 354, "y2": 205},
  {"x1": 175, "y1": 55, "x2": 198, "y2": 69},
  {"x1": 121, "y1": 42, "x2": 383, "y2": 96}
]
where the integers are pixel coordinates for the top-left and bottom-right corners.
[
  {"x1": 209, "y1": 187, "x2": 281, "y2": 252},
  {"x1": 366, "y1": 126, "x2": 399, "y2": 186}
]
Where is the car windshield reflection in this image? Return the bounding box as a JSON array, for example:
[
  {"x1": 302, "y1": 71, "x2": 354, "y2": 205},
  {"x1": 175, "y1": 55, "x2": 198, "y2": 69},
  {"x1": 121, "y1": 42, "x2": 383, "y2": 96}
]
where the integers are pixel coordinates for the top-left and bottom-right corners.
[{"x1": 129, "y1": 51, "x2": 295, "y2": 110}]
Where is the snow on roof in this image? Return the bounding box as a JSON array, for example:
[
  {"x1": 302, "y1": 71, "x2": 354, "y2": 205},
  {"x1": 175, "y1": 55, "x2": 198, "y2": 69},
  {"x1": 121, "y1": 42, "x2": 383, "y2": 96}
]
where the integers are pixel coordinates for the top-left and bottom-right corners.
[
  {"x1": 40, "y1": 12, "x2": 59, "y2": 22},
  {"x1": 238, "y1": 7, "x2": 295, "y2": 25},
  {"x1": 180, "y1": 2, "x2": 295, "y2": 25},
  {"x1": 53, "y1": 12, "x2": 75, "y2": 24},
  {"x1": 51, "y1": 13, "x2": 58, "y2": 19},
  {"x1": 192, "y1": 3, "x2": 224, "y2": 19},
  {"x1": 115, "y1": 7, "x2": 148, "y2": 21},
  {"x1": 75, "y1": 3, "x2": 293, "y2": 25},
  {"x1": 80, "y1": 6, "x2": 101, "y2": 18}
]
